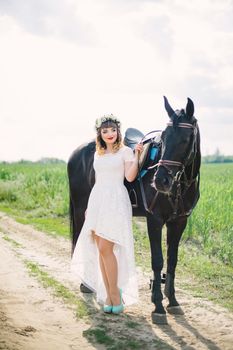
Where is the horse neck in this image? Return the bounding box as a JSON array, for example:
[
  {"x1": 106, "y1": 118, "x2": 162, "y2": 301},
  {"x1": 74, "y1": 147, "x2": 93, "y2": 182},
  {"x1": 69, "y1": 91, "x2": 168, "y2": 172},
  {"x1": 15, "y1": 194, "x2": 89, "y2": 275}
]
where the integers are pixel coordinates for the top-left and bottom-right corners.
[{"x1": 184, "y1": 126, "x2": 201, "y2": 180}]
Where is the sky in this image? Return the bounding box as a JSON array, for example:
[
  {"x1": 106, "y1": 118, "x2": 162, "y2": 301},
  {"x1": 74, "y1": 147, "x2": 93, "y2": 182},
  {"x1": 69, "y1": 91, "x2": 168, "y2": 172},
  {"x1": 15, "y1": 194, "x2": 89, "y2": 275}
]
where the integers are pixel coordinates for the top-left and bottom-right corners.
[{"x1": 0, "y1": 0, "x2": 233, "y2": 161}]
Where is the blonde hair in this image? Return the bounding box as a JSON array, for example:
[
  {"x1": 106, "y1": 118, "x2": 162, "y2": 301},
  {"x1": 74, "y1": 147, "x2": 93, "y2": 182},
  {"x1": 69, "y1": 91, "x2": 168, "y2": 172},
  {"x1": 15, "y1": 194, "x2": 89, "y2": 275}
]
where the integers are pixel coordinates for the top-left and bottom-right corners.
[{"x1": 95, "y1": 121, "x2": 123, "y2": 155}]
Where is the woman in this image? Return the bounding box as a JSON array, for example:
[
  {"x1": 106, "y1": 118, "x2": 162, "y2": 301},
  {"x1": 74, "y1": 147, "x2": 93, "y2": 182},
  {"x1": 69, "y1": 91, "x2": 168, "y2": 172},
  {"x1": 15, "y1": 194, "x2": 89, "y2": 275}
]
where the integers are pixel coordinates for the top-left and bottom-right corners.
[{"x1": 71, "y1": 114, "x2": 143, "y2": 314}]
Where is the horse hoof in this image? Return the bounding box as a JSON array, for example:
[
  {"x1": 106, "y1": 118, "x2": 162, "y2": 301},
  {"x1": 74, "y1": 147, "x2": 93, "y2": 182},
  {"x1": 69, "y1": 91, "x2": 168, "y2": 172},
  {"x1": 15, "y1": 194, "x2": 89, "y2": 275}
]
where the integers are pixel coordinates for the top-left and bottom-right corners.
[
  {"x1": 166, "y1": 306, "x2": 184, "y2": 315},
  {"x1": 151, "y1": 312, "x2": 168, "y2": 325},
  {"x1": 80, "y1": 283, "x2": 93, "y2": 293}
]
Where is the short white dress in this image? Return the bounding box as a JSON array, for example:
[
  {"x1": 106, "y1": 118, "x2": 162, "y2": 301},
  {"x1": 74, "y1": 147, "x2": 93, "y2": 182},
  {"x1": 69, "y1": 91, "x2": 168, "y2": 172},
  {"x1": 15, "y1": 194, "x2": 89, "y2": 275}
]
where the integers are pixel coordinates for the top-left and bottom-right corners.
[{"x1": 71, "y1": 145, "x2": 138, "y2": 306}]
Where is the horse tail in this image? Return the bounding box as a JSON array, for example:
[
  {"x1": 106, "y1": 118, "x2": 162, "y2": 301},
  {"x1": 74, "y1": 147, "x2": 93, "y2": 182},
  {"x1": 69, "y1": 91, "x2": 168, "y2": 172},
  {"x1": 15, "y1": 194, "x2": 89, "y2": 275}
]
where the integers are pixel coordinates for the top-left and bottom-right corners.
[{"x1": 69, "y1": 193, "x2": 76, "y2": 256}]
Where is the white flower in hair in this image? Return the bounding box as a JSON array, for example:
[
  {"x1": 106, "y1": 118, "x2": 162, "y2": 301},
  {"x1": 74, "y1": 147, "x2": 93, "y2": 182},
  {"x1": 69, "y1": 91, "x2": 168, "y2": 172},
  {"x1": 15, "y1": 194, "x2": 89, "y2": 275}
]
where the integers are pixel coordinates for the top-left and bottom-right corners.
[{"x1": 95, "y1": 114, "x2": 121, "y2": 130}]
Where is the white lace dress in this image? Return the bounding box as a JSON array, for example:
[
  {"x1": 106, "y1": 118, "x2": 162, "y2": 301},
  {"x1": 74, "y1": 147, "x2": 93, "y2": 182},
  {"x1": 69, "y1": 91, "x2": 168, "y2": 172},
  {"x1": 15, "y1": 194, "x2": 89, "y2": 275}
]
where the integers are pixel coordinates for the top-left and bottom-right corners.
[{"x1": 70, "y1": 145, "x2": 138, "y2": 306}]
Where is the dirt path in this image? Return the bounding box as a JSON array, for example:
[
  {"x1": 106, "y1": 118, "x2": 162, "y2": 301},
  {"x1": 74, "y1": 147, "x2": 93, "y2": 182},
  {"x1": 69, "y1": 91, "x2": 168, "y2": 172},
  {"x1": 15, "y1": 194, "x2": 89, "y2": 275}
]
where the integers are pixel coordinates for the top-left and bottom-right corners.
[{"x1": 0, "y1": 212, "x2": 232, "y2": 350}]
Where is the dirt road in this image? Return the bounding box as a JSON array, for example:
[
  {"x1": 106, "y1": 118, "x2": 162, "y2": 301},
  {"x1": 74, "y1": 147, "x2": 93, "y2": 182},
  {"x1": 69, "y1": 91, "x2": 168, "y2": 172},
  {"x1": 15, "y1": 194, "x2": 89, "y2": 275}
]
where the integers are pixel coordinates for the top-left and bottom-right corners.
[{"x1": 0, "y1": 212, "x2": 232, "y2": 350}]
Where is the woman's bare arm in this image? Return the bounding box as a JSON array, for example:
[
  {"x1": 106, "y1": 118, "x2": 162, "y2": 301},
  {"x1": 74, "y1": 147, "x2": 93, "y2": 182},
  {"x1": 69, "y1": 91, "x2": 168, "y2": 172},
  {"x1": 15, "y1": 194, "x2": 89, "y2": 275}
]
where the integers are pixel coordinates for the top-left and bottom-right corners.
[{"x1": 125, "y1": 144, "x2": 143, "y2": 182}]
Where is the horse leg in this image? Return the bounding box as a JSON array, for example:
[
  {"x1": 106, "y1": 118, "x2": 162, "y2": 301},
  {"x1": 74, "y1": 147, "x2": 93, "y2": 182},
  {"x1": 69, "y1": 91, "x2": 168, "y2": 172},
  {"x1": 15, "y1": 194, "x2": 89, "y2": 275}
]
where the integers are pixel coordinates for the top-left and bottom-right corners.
[
  {"x1": 147, "y1": 215, "x2": 167, "y2": 324},
  {"x1": 165, "y1": 217, "x2": 187, "y2": 315}
]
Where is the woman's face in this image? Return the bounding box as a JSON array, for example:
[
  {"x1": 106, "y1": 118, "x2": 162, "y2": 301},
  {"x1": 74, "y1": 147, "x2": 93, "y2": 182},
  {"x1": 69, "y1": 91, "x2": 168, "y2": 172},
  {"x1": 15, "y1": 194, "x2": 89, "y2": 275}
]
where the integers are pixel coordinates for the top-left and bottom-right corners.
[{"x1": 100, "y1": 126, "x2": 118, "y2": 145}]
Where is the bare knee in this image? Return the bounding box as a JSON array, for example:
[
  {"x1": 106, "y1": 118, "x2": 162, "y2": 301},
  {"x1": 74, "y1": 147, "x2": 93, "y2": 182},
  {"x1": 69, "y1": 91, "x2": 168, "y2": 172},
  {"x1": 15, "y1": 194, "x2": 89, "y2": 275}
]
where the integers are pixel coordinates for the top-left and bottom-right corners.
[{"x1": 92, "y1": 231, "x2": 99, "y2": 244}]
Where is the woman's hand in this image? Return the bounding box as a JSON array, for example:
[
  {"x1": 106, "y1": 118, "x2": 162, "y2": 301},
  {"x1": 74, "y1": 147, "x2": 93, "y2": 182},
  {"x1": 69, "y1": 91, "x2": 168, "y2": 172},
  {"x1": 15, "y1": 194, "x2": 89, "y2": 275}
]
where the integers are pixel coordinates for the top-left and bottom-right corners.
[{"x1": 134, "y1": 143, "x2": 143, "y2": 158}]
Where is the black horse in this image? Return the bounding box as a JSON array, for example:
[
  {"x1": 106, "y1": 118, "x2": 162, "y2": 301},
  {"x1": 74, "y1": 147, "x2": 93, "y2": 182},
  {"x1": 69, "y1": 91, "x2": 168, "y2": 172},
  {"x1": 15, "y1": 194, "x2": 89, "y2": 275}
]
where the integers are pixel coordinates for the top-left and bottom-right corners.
[{"x1": 67, "y1": 96, "x2": 201, "y2": 324}]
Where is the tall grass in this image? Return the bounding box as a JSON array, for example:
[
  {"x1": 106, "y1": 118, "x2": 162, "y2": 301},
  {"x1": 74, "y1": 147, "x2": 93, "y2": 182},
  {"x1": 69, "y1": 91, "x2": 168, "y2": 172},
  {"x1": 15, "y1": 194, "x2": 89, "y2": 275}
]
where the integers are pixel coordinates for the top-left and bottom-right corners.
[
  {"x1": 183, "y1": 163, "x2": 233, "y2": 264},
  {"x1": 0, "y1": 162, "x2": 69, "y2": 218},
  {"x1": 0, "y1": 162, "x2": 232, "y2": 265}
]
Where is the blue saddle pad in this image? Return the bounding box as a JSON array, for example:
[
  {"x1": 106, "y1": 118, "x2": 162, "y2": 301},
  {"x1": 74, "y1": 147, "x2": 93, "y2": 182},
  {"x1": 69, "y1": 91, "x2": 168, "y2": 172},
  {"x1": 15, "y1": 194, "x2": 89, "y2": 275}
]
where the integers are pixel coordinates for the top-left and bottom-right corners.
[{"x1": 139, "y1": 143, "x2": 160, "y2": 178}]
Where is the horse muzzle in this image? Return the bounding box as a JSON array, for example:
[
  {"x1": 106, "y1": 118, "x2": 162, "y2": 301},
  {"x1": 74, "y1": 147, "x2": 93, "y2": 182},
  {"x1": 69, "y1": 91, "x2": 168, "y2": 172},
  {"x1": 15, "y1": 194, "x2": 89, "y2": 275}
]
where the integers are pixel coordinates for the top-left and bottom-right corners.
[{"x1": 154, "y1": 167, "x2": 173, "y2": 193}]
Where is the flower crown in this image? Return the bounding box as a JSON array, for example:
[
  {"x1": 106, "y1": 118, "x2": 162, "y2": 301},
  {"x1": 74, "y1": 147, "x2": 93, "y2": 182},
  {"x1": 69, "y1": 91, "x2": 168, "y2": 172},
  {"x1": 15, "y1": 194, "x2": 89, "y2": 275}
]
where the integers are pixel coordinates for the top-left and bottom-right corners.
[{"x1": 95, "y1": 114, "x2": 121, "y2": 131}]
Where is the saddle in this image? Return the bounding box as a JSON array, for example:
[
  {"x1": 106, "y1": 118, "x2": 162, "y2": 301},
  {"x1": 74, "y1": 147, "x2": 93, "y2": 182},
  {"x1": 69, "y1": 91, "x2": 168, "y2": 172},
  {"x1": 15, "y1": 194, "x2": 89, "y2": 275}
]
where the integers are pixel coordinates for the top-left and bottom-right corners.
[
  {"x1": 124, "y1": 127, "x2": 162, "y2": 210},
  {"x1": 124, "y1": 127, "x2": 161, "y2": 173}
]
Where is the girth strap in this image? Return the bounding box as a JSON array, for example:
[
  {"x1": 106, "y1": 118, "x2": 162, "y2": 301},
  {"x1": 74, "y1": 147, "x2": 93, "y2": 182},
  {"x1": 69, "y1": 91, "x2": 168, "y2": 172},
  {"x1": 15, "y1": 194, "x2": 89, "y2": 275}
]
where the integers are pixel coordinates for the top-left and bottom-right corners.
[{"x1": 138, "y1": 173, "x2": 152, "y2": 214}]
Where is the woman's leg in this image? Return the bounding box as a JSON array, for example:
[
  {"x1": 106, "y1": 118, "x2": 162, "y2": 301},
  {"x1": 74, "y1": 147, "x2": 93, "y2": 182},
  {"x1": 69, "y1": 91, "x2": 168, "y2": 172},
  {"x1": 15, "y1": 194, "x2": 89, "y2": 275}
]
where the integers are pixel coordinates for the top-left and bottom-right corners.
[
  {"x1": 98, "y1": 237, "x2": 120, "y2": 306},
  {"x1": 93, "y1": 233, "x2": 111, "y2": 304}
]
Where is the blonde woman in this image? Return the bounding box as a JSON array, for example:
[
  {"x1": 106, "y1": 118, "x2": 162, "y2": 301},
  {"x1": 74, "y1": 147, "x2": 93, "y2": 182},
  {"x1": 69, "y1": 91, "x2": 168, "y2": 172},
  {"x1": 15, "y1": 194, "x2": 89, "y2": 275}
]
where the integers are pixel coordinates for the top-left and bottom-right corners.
[{"x1": 71, "y1": 114, "x2": 143, "y2": 314}]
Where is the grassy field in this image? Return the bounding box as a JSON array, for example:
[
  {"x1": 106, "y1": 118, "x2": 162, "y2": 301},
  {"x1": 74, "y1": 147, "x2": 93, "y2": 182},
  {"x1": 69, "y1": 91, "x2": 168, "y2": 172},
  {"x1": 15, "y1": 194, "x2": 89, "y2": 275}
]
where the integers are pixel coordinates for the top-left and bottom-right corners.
[
  {"x1": 0, "y1": 162, "x2": 69, "y2": 235},
  {"x1": 0, "y1": 161, "x2": 233, "y2": 310},
  {"x1": 184, "y1": 163, "x2": 233, "y2": 264}
]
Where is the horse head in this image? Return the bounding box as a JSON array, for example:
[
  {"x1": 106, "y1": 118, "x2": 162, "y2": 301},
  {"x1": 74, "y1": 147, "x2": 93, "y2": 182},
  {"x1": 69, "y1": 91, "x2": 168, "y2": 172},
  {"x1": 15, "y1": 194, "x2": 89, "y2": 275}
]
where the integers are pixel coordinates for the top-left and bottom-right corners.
[{"x1": 154, "y1": 96, "x2": 199, "y2": 194}]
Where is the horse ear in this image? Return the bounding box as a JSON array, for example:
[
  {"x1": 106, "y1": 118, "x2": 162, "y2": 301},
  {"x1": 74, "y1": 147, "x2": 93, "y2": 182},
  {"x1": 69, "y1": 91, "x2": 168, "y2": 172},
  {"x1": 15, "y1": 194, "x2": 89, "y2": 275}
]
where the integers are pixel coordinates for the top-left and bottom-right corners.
[
  {"x1": 186, "y1": 97, "x2": 194, "y2": 118},
  {"x1": 163, "y1": 96, "x2": 175, "y2": 118}
]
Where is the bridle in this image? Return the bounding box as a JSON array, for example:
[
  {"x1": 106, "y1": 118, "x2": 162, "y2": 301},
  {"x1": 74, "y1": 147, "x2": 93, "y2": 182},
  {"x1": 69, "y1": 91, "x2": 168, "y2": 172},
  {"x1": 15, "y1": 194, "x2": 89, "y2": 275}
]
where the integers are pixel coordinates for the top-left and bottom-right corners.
[
  {"x1": 141, "y1": 120, "x2": 199, "y2": 216},
  {"x1": 155, "y1": 121, "x2": 198, "y2": 182}
]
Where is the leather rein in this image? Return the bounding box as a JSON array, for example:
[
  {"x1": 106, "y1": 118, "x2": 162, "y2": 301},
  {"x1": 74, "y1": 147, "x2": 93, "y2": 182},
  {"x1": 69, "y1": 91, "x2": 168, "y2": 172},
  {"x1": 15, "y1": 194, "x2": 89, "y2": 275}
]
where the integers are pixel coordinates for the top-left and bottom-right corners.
[{"x1": 139, "y1": 121, "x2": 199, "y2": 217}]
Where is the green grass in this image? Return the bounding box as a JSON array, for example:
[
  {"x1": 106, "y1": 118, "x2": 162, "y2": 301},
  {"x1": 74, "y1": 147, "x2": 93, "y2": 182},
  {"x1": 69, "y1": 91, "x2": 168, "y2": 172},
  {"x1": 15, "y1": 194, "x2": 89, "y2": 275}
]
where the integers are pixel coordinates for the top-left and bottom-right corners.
[
  {"x1": 183, "y1": 163, "x2": 233, "y2": 264},
  {"x1": 25, "y1": 260, "x2": 89, "y2": 318},
  {"x1": 0, "y1": 205, "x2": 70, "y2": 238},
  {"x1": 84, "y1": 326, "x2": 141, "y2": 350},
  {"x1": 2, "y1": 234, "x2": 23, "y2": 248},
  {"x1": 177, "y1": 243, "x2": 233, "y2": 310},
  {"x1": 83, "y1": 327, "x2": 114, "y2": 346},
  {"x1": 125, "y1": 320, "x2": 140, "y2": 329},
  {"x1": 0, "y1": 162, "x2": 69, "y2": 223},
  {"x1": 83, "y1": 325, "x2": 172, "y2": 350},
  {"x1": 133, "y1": 218, "x2": 151, "y2": 271},
  {"x1": 133, "y1": 219, "x2": 233, "y2": 312},
  {"x1": 17, "y1": 216, "x2": 70, "y2": 238},
  {"x1": 0, "y1": 162, "x2": 70, "y2": 237}
]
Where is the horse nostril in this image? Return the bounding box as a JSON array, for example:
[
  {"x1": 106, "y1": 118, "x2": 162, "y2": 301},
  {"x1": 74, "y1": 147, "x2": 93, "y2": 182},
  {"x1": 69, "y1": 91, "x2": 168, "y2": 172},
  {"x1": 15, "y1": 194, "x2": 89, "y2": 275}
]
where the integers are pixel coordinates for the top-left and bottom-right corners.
[{"x1": 162, "y1": 177, "x2": 169, "y2": 186}]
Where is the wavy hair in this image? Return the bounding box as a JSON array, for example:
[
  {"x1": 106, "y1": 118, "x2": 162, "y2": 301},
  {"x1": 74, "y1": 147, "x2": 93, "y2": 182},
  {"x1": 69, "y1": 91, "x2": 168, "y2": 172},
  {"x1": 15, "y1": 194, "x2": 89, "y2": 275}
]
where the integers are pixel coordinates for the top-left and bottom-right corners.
[{"x1": 95, "y1": 120, "x2": 123, "y2": 155}]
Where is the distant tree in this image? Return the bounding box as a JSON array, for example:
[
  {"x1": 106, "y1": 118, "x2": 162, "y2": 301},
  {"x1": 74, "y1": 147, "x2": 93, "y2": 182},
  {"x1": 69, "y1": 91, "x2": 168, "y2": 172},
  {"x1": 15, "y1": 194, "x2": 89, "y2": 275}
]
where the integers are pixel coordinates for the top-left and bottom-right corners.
[
  {"x1": 202, "y1": 148, "x2": 233, "y2": 163},
  {"x1": 212, "y1": 148, "x2": 224, "y2": 163},
  {"x1": 37, "y1": 157, "x2": 66, "y2": 164},
  {"x1": 18, "y1": 159, "x2": 33, "y2": 164}
]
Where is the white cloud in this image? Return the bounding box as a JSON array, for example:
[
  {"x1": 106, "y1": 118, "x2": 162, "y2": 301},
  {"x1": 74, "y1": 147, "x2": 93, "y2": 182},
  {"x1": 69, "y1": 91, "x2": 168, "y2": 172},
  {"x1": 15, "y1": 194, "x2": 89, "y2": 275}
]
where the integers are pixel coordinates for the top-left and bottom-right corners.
[
  {"x1": 0, "y1": 0, "x2": 232, "y2": 161},
  {"x1": 0, "y1": 0, "x2": 97, "y2": 44}
]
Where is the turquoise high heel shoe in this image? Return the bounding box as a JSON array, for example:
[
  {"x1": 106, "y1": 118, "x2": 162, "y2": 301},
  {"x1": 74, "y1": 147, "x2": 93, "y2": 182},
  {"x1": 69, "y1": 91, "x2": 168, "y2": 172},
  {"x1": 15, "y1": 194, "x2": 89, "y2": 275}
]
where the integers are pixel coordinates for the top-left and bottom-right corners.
[
  {"x1": 112, "y1": 288, "x2": 124, "y2": 314},
  {"x1": 103, "y1": 304, "x2": 112, "y2": 313}
]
